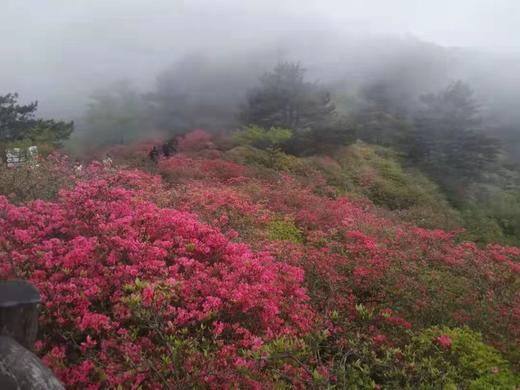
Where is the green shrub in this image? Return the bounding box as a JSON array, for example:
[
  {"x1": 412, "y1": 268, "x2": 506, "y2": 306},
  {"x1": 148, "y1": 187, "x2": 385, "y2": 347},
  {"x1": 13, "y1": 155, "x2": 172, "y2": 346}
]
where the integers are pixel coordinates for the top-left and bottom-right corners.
[
  {"x1": 329, "y1": 326, "x2": 519, "y2": 389},
  {"x1": 460, "y1": 205, "x2": 508, "y2": 245},
  {"x1": 266, "y1": 219, "x2": 304, "y2": 243},
  {"x1": 337, "y1": 142, "x2": 448, "y2": 210},
  {"x1": 3, "y1": 137, "x2": 55, "y2": 156},
  {"x1": 233, "y1": 126, "x2": 293, "y2": 150},
  {"x1": 0, "y1": 156, "x2": 74, "y2": 202},
  {"x1": 409, "y1": 327, "x2": 519, "y2": 389},
  {"x1": 460, "y1": 189, "x2": 520, "y2": 246},
  {"x1": 225, "y1": 146, "x2": 310, "y2": 174},
  {"x1": 334, "y1": 142, "x2": 462, "y2": 229}
]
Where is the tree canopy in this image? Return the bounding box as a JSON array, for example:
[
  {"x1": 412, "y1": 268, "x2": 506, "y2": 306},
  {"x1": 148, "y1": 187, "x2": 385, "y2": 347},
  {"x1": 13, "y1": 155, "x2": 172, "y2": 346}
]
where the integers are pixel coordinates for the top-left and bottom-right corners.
[
  {"x1": 0, "y1": 93, "x2": 73, "y2": 150},
  {"x1": 241, "y1": 62, "x2": 336, "y2": 131},
  {"x1": 409, "y1": 82, "x2": 500, "y2": 184}
]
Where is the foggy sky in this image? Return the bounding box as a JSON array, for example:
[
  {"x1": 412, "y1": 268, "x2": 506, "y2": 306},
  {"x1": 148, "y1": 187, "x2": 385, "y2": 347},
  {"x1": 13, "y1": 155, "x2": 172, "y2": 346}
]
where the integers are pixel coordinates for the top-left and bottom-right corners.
[{"x1": 1, "y1": 0, "x2": 519, "y2": 118}]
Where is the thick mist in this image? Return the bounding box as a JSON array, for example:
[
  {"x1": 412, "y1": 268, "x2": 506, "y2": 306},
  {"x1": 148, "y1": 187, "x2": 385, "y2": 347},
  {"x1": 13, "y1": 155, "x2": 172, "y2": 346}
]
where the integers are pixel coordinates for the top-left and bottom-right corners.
[{"x1": 2, "y1": 0, "x2": 520, "y2": 156}]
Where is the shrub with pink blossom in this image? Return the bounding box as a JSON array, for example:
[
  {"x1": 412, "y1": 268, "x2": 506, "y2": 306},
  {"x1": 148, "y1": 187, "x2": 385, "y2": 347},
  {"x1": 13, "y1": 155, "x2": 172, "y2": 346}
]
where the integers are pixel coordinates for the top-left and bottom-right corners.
[
  {"x1": 0, "y1": 171, "x2": 318, "y2": 388},
  {"x1": 1, "y1": 148, "x2": 519, "y2": 388}
]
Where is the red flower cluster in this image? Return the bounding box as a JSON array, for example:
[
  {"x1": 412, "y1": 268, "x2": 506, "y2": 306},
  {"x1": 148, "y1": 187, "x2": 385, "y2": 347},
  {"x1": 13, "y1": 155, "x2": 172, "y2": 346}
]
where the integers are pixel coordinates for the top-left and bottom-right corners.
[
  {"x1": 0, "y1": 171, "x2": 315, "y2": 388},
  {"x1": 177, "y1": 129, "x2": 214, "y2": 152},
  {"x1": 158, "y1": 155, "x2": 246, "y2": 182},
  {"x1": 1, "y1": 142, "x2": 520, "y2": 387},
  {"x1": 435, "y1": 335, "x2": 452, "y2": 348}
]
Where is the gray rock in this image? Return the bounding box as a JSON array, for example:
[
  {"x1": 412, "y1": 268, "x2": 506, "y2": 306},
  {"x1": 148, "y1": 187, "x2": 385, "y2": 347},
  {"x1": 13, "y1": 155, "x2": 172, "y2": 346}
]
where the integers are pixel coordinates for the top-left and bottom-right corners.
[
  {"x1": 0, "y1": 336, "x2": 64, "y2": 390},
  {"x1": 0, "y1": 280, "x2": 40, "y2": 350}
]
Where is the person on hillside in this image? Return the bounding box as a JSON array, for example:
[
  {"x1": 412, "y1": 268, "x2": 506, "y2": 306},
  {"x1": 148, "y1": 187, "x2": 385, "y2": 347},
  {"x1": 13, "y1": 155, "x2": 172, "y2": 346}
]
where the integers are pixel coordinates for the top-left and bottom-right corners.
[
  {"x1": 102, "y1": 153, "x2": 113, "y2": 168},
  {"x1": 74, "y1": 159, "x2": 83, "y2": 172},
  {"x1": 149, "y1": 146, "x2": 160, "y2": 164},
  {"x1": 162, "y1": 139, "x2": 177, "y2": 157}
]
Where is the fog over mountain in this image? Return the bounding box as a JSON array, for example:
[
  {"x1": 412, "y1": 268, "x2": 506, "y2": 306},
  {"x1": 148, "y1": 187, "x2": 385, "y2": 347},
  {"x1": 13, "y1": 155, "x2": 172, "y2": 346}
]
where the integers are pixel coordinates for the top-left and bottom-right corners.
[{"x1": 1, "y1": 0, "x2": 520, "y2": 148}]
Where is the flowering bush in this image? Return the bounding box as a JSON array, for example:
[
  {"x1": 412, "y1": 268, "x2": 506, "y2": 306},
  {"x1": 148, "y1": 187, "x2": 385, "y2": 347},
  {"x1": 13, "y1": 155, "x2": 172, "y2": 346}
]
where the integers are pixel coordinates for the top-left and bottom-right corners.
[
  {"x1": 177, "y1": 129, "x2": 214, "y2": 152},
  {"x1": 102, "y1": 141, "x2": 160, "y2": 167},
  {"x1": 158, "y1": 156, "x2": 246, "y2": 183},
  {"x1": 0, "y1": 172, "x2": 317, "y2": 388},
  {"x1": 1, "y1": 147, "x2": 519, "y2": 388},
  {"x1": 155, "y1": 152, "x2": 520, "y2": 361}
]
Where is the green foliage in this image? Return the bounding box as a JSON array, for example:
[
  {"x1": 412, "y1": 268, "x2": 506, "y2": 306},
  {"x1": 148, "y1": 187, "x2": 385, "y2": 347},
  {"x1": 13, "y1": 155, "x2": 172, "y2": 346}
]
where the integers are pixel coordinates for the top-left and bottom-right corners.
[
  {"x1": 0, "y1": 93, "x2": 38, "y2": 142},
  {"x1": 0, "y1": 156, "x2": 74, "y2": 202},
  {"x1": 225, "y1": 146, "x2": 310, "y2": 175},
  {"x1": 354, "y1": 109, "x2": 413, "y2": 147},
  {"x1": 410, "y1": 327, "x2": 520, "y2": 389},
  {"x1": 284, "y1": 119, "x2": 355, "y2": 156},
  {"x1": 227, "y1": 141, "x2": 466, "y2": 231},
  {"x1": 238, "y1": 62, "x2": 354, "y2": 156},
  {"x1": 266, "y1": 219, "x2": 304, "y2": 243},
  {"x1": 245, "y1": 334, "x2": 329, "y2": 387},
  {"x1": 460, "y1": 204, "x2": 508, "y2": 245},
  {"x1": 6, "y1": 121, "x2": 73, "y2": 155},
  {"x1": 328, "y1": 327, "x2": 519, "y2": 389},
  {"x1": 336, "y1": 142, "x2": 461, "y2": 229},
  {"x1": 346, "y1": 80, "x2": 518, "y2": 242},
  {"x1": 229, "y1": 126, "x2": 310, "y2": 175},
  {"x1": 339, "y1": 142, "x2": 435, "y2": 209},
  {"x1": 233, "y1": 126, "x2": 293, "y2": 150},
  {"x1": 0, "y1": 93, "x2": 73, "y2": 152},
  {"x1": 459, "y1": 187, "x2": 520, "y2": 246},
  {"x1": 74, "y1": 81, "x2": 147, "y2": 152},
  {"x1": 410, "y1": 81, "x2": 500, "y2": 185},
  {"x1": 241, "y1": 62, "x2": 336, "y2": 131},
  {"x1": 353, "y1": 81, "x2": 415, "y2": 147}
]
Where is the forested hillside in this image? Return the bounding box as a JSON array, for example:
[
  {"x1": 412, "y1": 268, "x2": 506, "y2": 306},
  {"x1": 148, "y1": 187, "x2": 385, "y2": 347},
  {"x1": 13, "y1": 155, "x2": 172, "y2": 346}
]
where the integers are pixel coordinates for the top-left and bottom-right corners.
[
  {"x1": 71, "y1": 61, "x2": 520, "y2": 246},
  {"x1": 1, "y1": 99, "x2": 520, "y2": 387}
]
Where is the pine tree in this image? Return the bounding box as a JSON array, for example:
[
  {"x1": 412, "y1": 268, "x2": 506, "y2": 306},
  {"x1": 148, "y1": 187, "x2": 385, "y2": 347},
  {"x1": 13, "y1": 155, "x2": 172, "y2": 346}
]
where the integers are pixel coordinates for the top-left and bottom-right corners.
[
  {"x1": 0, "y1": 93, "x2": 73, "y2": 151},
  {"x1": 410, "y1": 82, "x2": 500, "y2": 184},
  {"x1": 241, "y1": 62, "x2": 336, "y2": 131}
]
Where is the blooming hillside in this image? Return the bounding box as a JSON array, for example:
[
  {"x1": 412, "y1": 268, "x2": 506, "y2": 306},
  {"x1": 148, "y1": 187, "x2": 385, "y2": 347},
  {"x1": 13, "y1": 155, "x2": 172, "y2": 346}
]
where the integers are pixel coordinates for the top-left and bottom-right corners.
[{"x1": 0, "y1": 135, "x2": 519, "y2": 388}]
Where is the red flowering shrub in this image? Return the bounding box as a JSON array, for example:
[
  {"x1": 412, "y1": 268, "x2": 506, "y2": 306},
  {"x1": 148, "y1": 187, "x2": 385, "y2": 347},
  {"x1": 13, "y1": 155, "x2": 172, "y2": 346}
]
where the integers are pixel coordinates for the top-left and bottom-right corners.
[
  {"x1": 157, "y1": 155, "x2": 202, "y2": 181},
  {"x1": 103, "y1": 141, "x2": 160, "y2": 166},
  {"x1": 154, "y1": 157, "x2": 520, "y2": 360},
  {"x1": 1, "y1": 148, "x2": 520, "y2": 388},
  {"x1": 158, "y1": 156, "x2": 246, "y2": 183},
  {"x1": 0, "y1": 172, "x2": 316, "y2": 388},
  {"x1": 435, "y1": 335, "x2": 452, "y2": 348},
  {"x1": 177, "y1": 129, "x2": 214, "y2": 152},
  {"x1": 198, "y1": 159, "x2": 245, "y2": 179}
]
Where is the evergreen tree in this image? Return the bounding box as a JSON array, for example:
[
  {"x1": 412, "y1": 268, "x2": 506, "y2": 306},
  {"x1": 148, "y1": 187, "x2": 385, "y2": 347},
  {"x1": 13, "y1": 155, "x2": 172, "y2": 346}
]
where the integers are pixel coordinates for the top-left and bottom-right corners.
[
  {"x1": 0, "y1": 93, "x2": 73, "y2": 149},
  {"x1": 354, "y1": 81, "x2": 414, "y2": 147},
  {"x1": 410, "y1": 81, "x2": 500, "y2": 185},
  {"x1": 241, "y1": 62, "x2": 336, "y2": 131},
  {"x1": 0, "y1": 93, "x2": 38, "y2": 142},
  {"x1": 82, "y1": 81, "x2": 146, "y2": 146},
  {"x1": 242, "y1": 62, "x2": 352, "y2": 155}
]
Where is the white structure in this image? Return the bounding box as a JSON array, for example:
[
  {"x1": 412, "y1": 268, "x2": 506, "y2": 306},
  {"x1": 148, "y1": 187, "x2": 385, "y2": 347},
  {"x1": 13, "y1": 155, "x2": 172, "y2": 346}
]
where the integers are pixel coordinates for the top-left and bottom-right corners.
[
  {"x1": 6, "y1": 148, "x2": 25, "y2": 168},
  {"x1": 5, "y1": 146, "x2": 38, "y2": 168}
]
